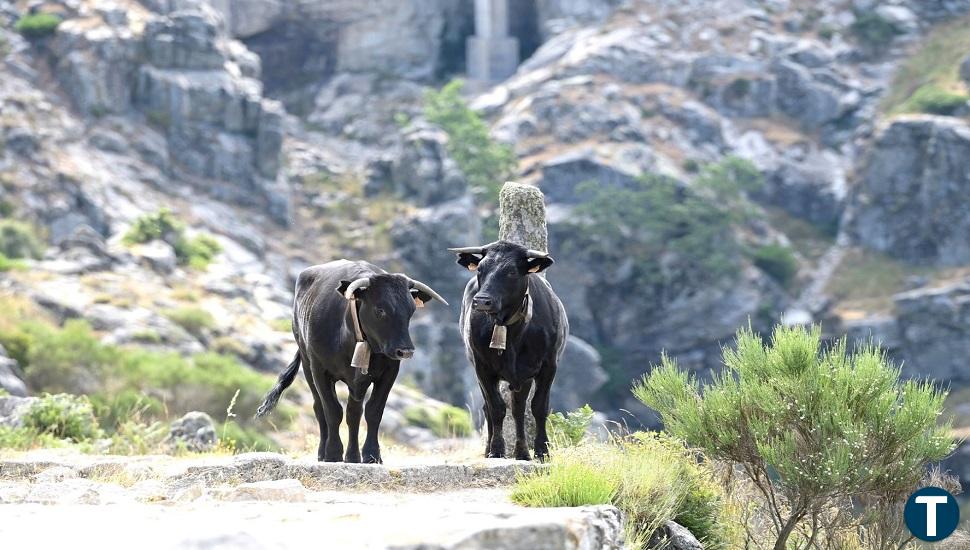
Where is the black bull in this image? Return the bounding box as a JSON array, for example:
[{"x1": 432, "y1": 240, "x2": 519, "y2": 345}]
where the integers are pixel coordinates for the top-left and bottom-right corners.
[
  {"x1": 451, "y1": 240, "x2": 568, "y2": 460},
  {"x1": 256, "y1": 259, "x2": 446, "y2": 463}
]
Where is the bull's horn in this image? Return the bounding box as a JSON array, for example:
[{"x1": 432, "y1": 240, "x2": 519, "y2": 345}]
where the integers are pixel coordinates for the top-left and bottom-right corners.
[
  {"x1": 526, "y1": 249, "x2": 550, "y2": 258},
  {"x1": 343, "y1": 277, "x2": 371, "y2": 300},
  {"x1": 407, "y1": 278, "x2": 449, "y2": 306},
  {"x1": 448, "y1": 246, "x2": 486, "y2": 255}
]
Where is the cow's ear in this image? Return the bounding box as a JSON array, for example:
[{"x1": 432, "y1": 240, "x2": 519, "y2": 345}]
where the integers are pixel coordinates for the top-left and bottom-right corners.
[
  {"x1": 456, "y1": 253, "x2": 482, "y2": 272},
  {"x1": 336, "y1": 280, "x2": 365, "y2": 299},
  {"x1": 410, "y1": 288, "x2": 430, "y2": 307},
  {"x1": 526, "y1": 256, "x2": 554, "y2": 273}
]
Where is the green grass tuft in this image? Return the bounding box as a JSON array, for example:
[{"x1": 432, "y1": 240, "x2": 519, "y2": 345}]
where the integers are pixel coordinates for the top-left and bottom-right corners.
[
  {"x1": 124, "y1": 209, "x2": 222, "y2": 269},
  {"x1": 22, "y1": 393, "x2": 104, "y2": 442},
  {"x1": 511, "y1": 433, "x2": 738, "y2": 549}
]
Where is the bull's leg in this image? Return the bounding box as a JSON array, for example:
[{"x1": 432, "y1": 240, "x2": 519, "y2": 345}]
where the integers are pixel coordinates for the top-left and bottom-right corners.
[
  {"x1": 361, "y1": 362, "x2": 399, "y2": 464},
  {"x1": 480, "y1": 374, "x2": 506, "y2": 458},
  {"x1": 344, "y1": 393, "x2": 364, "y2": 463},
  {"x1": 315, "y1": 371, "x2": 344, "y2": 462},
  {"x1": 531, "y1": 363, "x2": 556, "y2": 461},
  {"x1": 511, "y1": 378, "x2": 534, "y2": 461},
  {"x1": 302, "y1": 359, "x2": 328, "y2": 461}
]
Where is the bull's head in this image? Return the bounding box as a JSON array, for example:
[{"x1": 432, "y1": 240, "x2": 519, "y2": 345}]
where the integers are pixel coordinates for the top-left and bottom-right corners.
[
  {"x1": 449, "y1": 241, "x2": 553, "y2": 325},
  {"x1": 336, "y1": 274, "x2": 447, "y2": 360}
]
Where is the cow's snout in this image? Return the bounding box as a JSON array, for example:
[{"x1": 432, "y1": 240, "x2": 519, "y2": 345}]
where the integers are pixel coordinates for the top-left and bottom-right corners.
[
  {"x1": 472, "y1": 294, "x2": 495, "y2": 312},
  {"x1": 394, "y1": 348, "x2": 414, "y2": 359}
]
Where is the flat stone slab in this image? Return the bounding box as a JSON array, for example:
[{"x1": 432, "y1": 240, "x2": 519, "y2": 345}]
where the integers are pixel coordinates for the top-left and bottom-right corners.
[
  {"x1": 0, "y1": 451, "x2": 544, "y2": 491},
  {"x1": 0, "y1": 451, "x2": 624, "y2": 549}
]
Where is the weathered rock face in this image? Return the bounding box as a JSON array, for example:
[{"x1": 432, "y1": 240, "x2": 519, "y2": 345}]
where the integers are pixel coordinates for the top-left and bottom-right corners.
[
  {"x1": 850, "y1": 116, "x2": 970, "y2": 266},
  {"x1": 0, "y1": 346, "x2": 27, "y2": 397},
  {"x1": 366, "y1": 123, "x2": 469, "y2": 206},
  {"x1": 844, "y1": 279, "x2": 970, "y2": 386},
  {"x1": 0, "y1": 395, "x2": 37, "y2": 428}
]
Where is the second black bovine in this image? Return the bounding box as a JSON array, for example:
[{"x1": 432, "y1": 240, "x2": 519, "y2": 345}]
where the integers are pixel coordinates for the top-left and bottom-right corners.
[{"x1": 450, "y1": 240, "x2": 568, "y2": 460}]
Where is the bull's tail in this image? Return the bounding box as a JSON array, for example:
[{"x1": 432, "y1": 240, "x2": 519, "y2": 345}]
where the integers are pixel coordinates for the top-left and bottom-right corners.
[{"x1": 255, "y1": 351, "x2": 302, "y2": 419}]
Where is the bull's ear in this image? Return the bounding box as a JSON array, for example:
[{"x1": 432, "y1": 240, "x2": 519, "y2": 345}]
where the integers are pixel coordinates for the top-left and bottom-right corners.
[
  {"x1": 336, "y1": 280, "x2": 364, "y2": 298},
  {"x1": 456, "y1": 253, "x2": 482, "y2": 272},
  {"x1": 526, "y1": 256, "x2": 554, "y2": 273},
  {"x1": 410, "y1": 288, "x2": 429, "y2": 307}
]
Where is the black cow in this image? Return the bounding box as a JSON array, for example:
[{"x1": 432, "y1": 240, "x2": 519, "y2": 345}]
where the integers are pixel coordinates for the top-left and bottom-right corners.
[
  {"x1": 256, "y1": 260, "x2": 447, "y2": 463},
  {"x1": 450, "y1": 240, "x2": 568, "y2": 460}
]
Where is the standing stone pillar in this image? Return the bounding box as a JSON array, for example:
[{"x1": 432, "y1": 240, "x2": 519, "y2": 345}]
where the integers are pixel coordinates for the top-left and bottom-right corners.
[
  {"x1": 467, "y1": 0, "x2": 520, "y2": 84},
  {"x1": 497, "y1": 181, "x2": 545, "y2": 451}
]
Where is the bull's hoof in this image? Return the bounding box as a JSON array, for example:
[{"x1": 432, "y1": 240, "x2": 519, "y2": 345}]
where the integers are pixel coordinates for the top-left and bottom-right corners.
[
  {"x1": 323, "y1": 455, "x2": 343, "y2": 462},
  {"x1": 344, "y1": 450, "x2": 361, "y2": 463},
  {"x1": 514, "y1": 448, "x2": 531, "y2": 461},
  {"x1": 363, "y1": 454, "x2": 382, "y2": 464},
  {"x1": 486, "y1": 445, "x2": 506, "y2": 459}
]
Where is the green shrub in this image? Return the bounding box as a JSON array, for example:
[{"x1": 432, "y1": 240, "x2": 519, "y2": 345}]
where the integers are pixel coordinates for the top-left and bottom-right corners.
[
  {"x1": 511, "y1": 433, "x2": 738, "y2": 549},
  {"x1": 0, "y1": 220, "x2": 43, "y2": 259},
  {"x1": 900, "y1": 83, "x2": 970, "y2": 115},
  {"x1": 177, "y1": 234, "x2": 222, "y2": 270},
  {"x1": 751, "y1": 244, "x2": 798, "y2": 287},
  {"x1": 163, "y1": 307, "x2": 215, "y2": 338},
  {"x1": 546, "y1": 404, "x2": 594, "y2": 447},
  {"x1": 850, "y1": 11, "x2": 899, "y2": 48},
  {"x1": 90, "y1": 389, "x2": 165, "y2": 432},
  {"x1": 404, "y1": 404, "x2": 474, "y2": 438},
  {"x1": 633, "y1": 324, "x2": 955, "y2": 550},
  {"x1": 0, "y1": 425, "x2": 63, "y2": 450},
  {"x1": 23, "y1": 393, "x2": 103, "y2": 442},
  {"x1": 218, "y1": 420, "x2": 278, "y2": 452},
  {"x1": 0, "y1": 253, "x2": 25, "y2": 272},
  {"x1": 15, "y1": 13, "x2": 62, "y2": 38},
  {"x1": 22, "y1": 320, "x2": 120, "y2": 394},
  {"x1": 124, "y1": 210, "x2": 221, "y2": 269},
  {"x1": 424, "y1": 79, "x2": 516, "y2": 204}
]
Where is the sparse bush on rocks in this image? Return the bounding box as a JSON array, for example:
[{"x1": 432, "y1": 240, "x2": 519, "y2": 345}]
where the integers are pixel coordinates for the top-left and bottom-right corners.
[
  {"x1": 0, "y1": 219, "x2": 43, "y2": 260},
  {"x1": 752, "y1": 244, "x2": 798, "y2": 288},
  {"x1": 634, "y1": 324, "x2": 955, "y2": 550},
  {"x1": 124, "y1": 209, "x2": 222, "y2": 269},
  {"x1": 15, "y1": 13, "x2": 62, "y2": 39},
  {"x1": 163, "y1": 306, "x2": 216, "y2": 338}
]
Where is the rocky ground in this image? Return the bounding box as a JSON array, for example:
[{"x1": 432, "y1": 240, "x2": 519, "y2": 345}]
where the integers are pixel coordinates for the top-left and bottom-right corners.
[
  {"x1": 1, "y1": 0, "x2": 970, "y2": 471},
  {"x1": 0, "y1": 450, "x2": 624, "y2": 549}
]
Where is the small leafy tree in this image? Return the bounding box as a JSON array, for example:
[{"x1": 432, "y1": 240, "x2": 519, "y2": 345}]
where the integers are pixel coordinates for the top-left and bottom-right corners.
[
  {"x1": 634, "y1": 324, "x2": 955, "y2": 550},
  {"x1": 424, "y1": 79, "x2": 516, "y2": 204}
]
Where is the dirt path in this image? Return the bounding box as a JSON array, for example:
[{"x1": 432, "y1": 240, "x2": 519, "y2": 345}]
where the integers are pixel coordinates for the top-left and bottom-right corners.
[{"x1": 0, "y1": 451, "x2": 623, "y2": 550}]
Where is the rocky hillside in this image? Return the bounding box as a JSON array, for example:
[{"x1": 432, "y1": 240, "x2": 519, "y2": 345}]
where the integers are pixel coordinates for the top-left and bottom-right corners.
[{"x1": 1, "y1": 0, "x2": 970, "y2": 437}]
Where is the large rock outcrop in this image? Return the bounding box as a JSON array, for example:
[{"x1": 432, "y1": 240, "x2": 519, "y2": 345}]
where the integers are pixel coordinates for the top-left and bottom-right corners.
[
  {"x1": 850, "y1": 116, "x2": 970, "y2": 266},
  {"x1": 843, "y1": 278, "x2": 970, "y2": 386}
]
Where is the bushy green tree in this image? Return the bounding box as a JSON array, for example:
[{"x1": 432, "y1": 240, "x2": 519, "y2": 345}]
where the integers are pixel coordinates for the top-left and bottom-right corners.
[
  {"x1": 424, "y1": 79, "x2": 516, "y2": 203},
  {"x1": 634, "y1": 324, "x2": 955, "y2": 550},
  {"x1": 0, "y1": 219, "x2": 43, "y2": 260}
]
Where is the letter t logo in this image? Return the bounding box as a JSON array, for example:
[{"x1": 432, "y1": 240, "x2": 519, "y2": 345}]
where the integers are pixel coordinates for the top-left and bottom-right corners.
[{"x1": 915, "y1": 495, "x2": 949, "y2": 537}]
